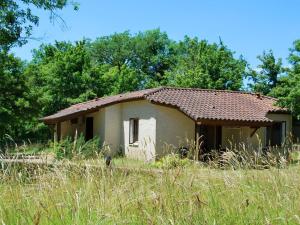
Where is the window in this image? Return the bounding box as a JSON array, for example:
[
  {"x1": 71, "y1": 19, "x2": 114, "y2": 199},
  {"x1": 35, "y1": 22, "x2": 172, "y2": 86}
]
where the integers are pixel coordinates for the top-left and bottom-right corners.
[{"x1": 129, "y1": 118, "x2": 139, "y2": 144}]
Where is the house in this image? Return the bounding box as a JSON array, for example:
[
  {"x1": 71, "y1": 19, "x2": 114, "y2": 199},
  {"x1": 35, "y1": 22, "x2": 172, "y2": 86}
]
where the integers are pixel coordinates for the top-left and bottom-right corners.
[{"x1": 42, "y1": 87, "x2": 292, "y2": 161}]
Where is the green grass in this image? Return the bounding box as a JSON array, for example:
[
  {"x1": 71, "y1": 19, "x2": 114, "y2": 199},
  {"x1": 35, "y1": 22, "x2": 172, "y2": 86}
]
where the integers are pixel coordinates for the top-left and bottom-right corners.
[{"x1": 1, "y1": 162, "x2": 300, "y2": 224}]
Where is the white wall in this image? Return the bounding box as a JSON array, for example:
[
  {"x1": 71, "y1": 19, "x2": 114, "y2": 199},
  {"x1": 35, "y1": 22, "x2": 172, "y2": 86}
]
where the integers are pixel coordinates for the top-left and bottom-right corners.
[
  {"x1": 222, "y1": 126, "x2": 266, "y2": 150},
  {"x1": 154, "y1": 104, "x2": 195, "y2": 157},
  {"x1": 104, "y1": 104, "x2": 122, "y2": 154},
  {"x1": 122, "y1": 100, "x2": 156, "y2": 161},
  {"x1": 88, "y1": 109, "x2": 105, "y2": 145},
  {"x1": 86, "y1": 106, "x2": 122, "y2": 154}
]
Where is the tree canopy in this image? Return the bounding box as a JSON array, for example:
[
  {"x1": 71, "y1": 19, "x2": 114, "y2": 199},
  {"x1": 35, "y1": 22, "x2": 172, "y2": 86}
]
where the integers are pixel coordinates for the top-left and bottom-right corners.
[
  {"x1": 270, "y1": 40, "x2": 300, "y2": 119},
  {"x1": 90, "y1": 29, "x2": 177, "y2": 92},
  {"x1": 0, "y1": 0, "x2": 75, "y2": 141},
  {"x1": 166, "y1": 37, "x2": 247, "y2": 90},
  {"x1": 0, "y1": 0, "x2": 77, "y2": 52},
  {"x1": 248, "y1": 50, "x2": 283, "y2": 95}
]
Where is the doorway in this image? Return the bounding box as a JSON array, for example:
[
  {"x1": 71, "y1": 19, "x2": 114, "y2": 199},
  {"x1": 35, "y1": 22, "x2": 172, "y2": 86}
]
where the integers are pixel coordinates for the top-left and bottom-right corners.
[
  {"x1": 266, "y1": 122, "x2": 283, "y2": 146},
  {"x1": 85, "y1": 117, "x2": 94, "y2": 141},
  {"x1": 196, "y1": 124, "x2": 222, "y2": 160}
]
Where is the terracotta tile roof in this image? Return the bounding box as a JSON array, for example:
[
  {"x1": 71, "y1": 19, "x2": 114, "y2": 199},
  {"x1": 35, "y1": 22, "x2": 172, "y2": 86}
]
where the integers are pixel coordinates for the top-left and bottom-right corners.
[
  {"x1": 42, "y1": 88, "x2": 163, "y2": 123},
  {"x1": 42, "y1": 87, "x2": 289, "y2": 124},
  {"x1": 146, "y1": 87, "x2": 288, "y2": 122}
]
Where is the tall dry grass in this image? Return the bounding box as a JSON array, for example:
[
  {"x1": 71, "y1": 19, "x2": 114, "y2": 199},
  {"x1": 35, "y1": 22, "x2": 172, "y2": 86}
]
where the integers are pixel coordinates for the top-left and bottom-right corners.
[
  {"x1": 1, "y1": 157, "x2": 300, "y2": 224},
  {"x1": 1, "y1": 135, "x2": 300, "y2": 224}
]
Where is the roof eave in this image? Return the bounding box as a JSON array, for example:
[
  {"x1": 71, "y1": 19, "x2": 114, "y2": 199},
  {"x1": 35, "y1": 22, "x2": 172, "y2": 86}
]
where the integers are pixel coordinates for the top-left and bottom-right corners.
[{"x1": 196, "y1": 118, "x2": 275, "y2": 127}]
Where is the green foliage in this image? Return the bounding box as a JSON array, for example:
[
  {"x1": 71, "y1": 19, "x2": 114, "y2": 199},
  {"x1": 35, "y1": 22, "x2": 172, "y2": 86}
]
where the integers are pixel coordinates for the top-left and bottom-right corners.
[
  {"x1": 132, "y1": 29, "x2": 177, "y2": 87},
  {"x1": 0, "y1": 0, "x2": 74, "y2": 141},
  {"x1": 270, "y1": 40, "x2": 300, "y2": 118},
  {"x1": 0, "y1": 52, "x2": 41, "y2": 140},
  {"x1": 152, "y1": 154, "x2": 191, "y2": 169},
  {"x1": 246, "y1": 42, "x2": 300, "y2": 119},
  {"x1": 27, "y1": 40, "x2": 100, "y2": 116},
  {"x1": 90, "y1": 29, "x2": 176, "y2": 92},
  {"x1": 248, "y1": 50, "x2": 283, "y2": 95},
  {"x1": 166, "y1": 37, "x2": 247, "y2": 90},
  {"x1": 53, "y1": 135, "x2": 101, "y2": 160},
  {"x1": 0, "y1": 0, "x2": 72, "y2": 52}
]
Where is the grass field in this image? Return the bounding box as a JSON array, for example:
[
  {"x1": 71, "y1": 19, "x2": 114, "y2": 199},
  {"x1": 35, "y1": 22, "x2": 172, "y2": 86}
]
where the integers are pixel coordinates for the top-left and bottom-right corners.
[{"x1": 1, "y1": 160, "x2": 300, "y2": 225}]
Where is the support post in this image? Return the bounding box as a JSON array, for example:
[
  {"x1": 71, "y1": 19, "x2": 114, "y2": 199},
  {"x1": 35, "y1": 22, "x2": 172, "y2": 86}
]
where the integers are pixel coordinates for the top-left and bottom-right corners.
[{"x1": 195, "y1": 123, "x2": 200, "y2": 161}]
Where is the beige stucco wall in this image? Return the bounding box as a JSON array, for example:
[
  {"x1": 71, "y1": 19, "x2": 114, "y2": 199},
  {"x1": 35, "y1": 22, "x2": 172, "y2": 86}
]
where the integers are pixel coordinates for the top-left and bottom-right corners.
[
  {"x1": 222, "y1": 126, "x2": 266, "y2": 150},
  {"x1": 87, "y1": 109, "x2": 105, "y2": 144},
  {"x1": 85, "y1": 106, "x2": 121, "y2": 154},
  {"x1": 60, "y1": 118, "x2": 85, "y2": 139},
  {"x1": 121, "y1": 101, "x2": 195, "y2": 160},
  {"x1": 104, "y1": 104, "x2": 122, "y2": 153},
  {"x1": 222, "y1": 113, "x2": 292, "y2": 150},
  {"x1": 154, "y1": 104, "x2": 195, "y2": 158},
  {"x1": 122, "y1": 100, "x2": 156, "y2": 161},
  {"x1": 58, "y1": 101, "x2": 156, "y2": 159}
]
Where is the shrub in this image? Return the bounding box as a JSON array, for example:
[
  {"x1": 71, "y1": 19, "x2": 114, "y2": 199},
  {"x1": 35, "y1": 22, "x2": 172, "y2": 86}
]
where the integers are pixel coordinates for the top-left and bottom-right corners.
[
  {"x1": 152, "y1": 154, "x2": 191, "y2": 169},
  {"x1": 53, "y1": 135, "x2": 101, "y2": 160}
]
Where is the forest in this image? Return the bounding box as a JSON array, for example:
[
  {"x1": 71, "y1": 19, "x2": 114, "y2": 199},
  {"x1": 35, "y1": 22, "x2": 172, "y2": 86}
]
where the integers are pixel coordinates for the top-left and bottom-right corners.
[{"x1": 1, "y1": 0, "x2": 299, "y2": 142}]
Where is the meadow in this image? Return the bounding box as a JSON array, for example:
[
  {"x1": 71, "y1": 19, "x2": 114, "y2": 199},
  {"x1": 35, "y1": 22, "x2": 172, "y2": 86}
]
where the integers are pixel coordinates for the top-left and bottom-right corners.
[
  {"x1": 1, "y1": 157, "x2": 300, "y2": 225},
  {"x1": 1, "y1": 138, "x2": 300, "y2": 225}
]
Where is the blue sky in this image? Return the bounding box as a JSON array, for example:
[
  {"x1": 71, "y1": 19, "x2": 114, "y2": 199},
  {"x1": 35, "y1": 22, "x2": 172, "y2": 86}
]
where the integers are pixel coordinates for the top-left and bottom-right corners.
[{"x1": 13, "y1": 0, "x2": 300, "y2": 68}]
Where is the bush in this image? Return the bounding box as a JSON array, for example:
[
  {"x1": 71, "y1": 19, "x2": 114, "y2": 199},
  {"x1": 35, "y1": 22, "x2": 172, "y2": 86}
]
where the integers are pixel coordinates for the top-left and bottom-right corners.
[
  {"x1": 152, "y1": 154, "x2": 191, "y2": 169},
  {"x1": 53, "y1": 135, "x2": 102, "y2": 160}
]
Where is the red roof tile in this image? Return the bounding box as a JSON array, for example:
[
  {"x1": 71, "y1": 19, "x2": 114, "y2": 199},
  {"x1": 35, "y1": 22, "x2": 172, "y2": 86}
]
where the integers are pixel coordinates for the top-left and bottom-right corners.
[
  {"x1": 42, "y1": 88, "x2": 163, "y2": 123},
  {"x1": 42, "y1": 87, "x2": 289, "y2": 124}
]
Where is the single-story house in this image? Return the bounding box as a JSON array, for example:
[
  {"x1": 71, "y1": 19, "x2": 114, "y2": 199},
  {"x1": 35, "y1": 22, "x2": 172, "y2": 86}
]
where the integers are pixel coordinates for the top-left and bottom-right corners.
[{"x1": 42, "y1": 87, "x2": 292, "y2": 161}]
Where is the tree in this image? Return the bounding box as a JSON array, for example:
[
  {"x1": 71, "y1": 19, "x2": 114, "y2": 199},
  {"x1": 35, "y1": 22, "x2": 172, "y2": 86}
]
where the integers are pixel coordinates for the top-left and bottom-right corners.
[
  {"x1": 166, "y1": 37, "x2": 247, "y2": 90},
  {"x1": 0, "y1": 0, "x2": 76, "y2": 52},
  {"x1": 132, "y1": 29, "x2": 177, "y2": 87},
  {"x1": 0, "y1": 0, "x2": 76, "y2": 141},
  {"x1": 271, "y1": 40, "x2": 300, "y2": 119},
  {"x1": 248, "y1": 50, "x2": 283, "y2": 95},
  {"x1": 26, "y1": 41, "x2": 98, "y2": 116},
  {"x1": 90, "y1": 31, "x2": 137, "y2": 93},
  {"x1": 90, "y1": 29, "x2": 176, "y2": 92},
  {"x1": 0, "y1": 52, "x2": 36, "y2": 139}
]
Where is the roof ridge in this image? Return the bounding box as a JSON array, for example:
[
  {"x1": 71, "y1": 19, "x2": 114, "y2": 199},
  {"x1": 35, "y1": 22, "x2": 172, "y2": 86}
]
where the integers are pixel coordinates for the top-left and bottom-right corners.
[
  {"x1": 143, "y1": 86, "x2": 166, "y2": 97},
  {"x1": 71, "y1": 87, "x2": 162, "y2": 106},
  {"x1": 160, "y1": 86, "x2": 277, "y2": 100}
]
